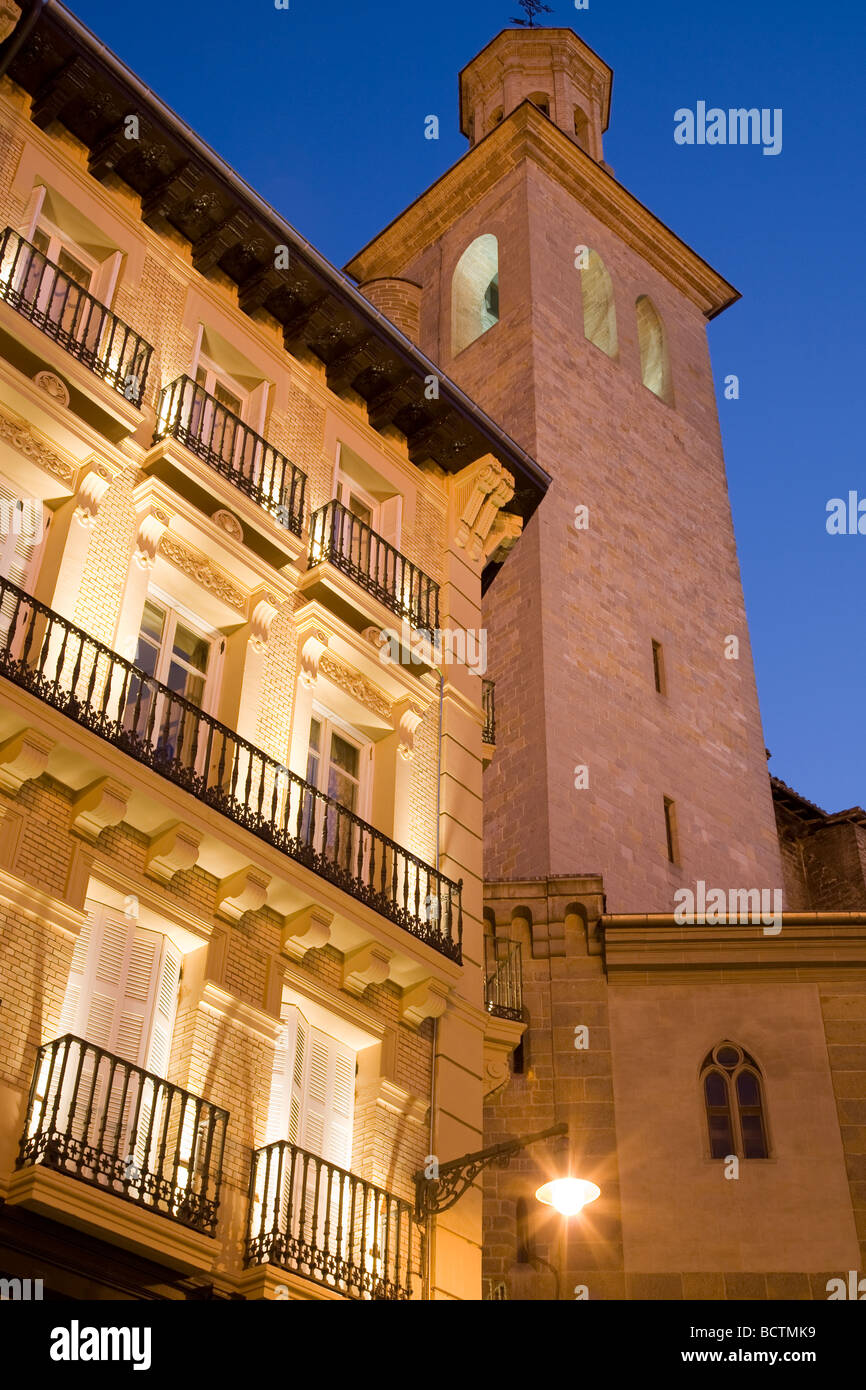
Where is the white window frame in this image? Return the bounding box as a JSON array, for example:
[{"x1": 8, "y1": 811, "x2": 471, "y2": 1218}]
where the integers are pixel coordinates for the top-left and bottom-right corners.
[
  {"x1": 308, "y1": 702, "x2": 373, "y2": 823},
  {"x1": 139, "y1": 585, "x2": 224, "y2": 718},
  {"x1": 29, "y1": 214, "x2": 122, "y2": 309}
]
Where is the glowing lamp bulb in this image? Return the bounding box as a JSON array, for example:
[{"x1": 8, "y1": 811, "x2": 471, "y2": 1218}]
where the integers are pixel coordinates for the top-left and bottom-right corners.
[{"x1": 535, "y1": 1177, "x2": 600, "y2": 1216}]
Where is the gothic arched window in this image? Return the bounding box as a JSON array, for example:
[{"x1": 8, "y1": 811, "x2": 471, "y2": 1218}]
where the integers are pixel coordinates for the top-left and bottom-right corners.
[
  {"x1": 452, "y1": 234, "x2": 500, "y2": 355},
  {"x1": 636, "y1": 294, "x2": 672, "y2": 402},
  {"x1": 528, "y1": 91, "x2": 550, "y2": 117},
  {"x1": 581, "y1": 249, "x2": 618, "y2": 359},
  {"x1": 701, "y1": 1041, "x2": 769, "y2": 1159}
]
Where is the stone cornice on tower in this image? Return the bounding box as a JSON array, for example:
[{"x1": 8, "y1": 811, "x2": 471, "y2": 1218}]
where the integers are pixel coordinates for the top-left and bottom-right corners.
[
  {"x1": 458, "y1": 27, "x2": 613, "y2": 144},
  {"x1": 346, "y1": 101, "x2": 740, "y2": 321}
]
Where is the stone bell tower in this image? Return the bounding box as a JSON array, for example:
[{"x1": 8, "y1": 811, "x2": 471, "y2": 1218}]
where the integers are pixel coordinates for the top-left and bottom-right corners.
[{"x1": 347, "y1": 27, "x2": 783, "y2": 913}]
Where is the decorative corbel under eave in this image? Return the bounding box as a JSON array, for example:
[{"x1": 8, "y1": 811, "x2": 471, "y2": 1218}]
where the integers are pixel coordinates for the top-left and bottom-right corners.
[
  {"x1": 396, "y1": 701, "x2": 425, "y2": 760},
  {"x1": 298, "y1": 628, "x2": 329, "y2": 689},
  {"x1": 72, "y1": 461, "x2": 114, "y2": 530},
  {"x1": 453, "y1": 454, "x2": 517, "y2": 562},
  {"x1": 133, "y1": 503, "x2": 173, "y2": 570},
  {"x1": 70, "y1": 777, "x2": 131, "y2": 840},
  {"x1": 216, "y1": 865, "x2": 271, "y2": 922},
  {"x1": 342, "y1": 942, "x2": 393, "y2": 996},
  {"x1": 248, "y1": 591, "x2": 281, "y2": 654},
  {"x1": 280, "y1": 904, "x2": 333, "y2": 960},
  {"x1": 0, "y1": 728, "x2": 54, "y2": 794},
  {"x1": 400, "y1": 977, "x2": 451, "y2": 1029},
  {"x1": 145, "y1": 821, "x2": 203, "y2": 883}
]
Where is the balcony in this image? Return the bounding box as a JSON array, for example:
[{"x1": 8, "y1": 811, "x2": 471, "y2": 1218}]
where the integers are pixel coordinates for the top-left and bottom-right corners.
[
  {"x1": 17, "y1": 1035, "x2": 227, "y2": 1236},
  {"x1": 247, "y1": 1140, "x2": 416, "y2": 1300},
  {"x1": 482, "y1": 679, "x2": 495, "y2": 745},
  {"x1": 0, "y1": 577, "x2": 462, "y2": 961},
  {"x1": 154, "y1": 375, "x2": 307, "y2": 536},
  {"x1": 0, "y1": 227, "x2": 152, "y2": 406},
  {"x1": 484, "y1": 938, "x2": 524, "y2": 1022},
  {"x1": 309, "y1": 499, "x2": 439, "y2": 631}
]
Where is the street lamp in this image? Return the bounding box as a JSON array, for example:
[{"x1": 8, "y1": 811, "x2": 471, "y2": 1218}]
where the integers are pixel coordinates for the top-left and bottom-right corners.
[
  {"x1": 535, "y1": 1177, "x2": 600, "y2": 1216},
  {"x1": 414, "y1": 1122, "x2": 600, "y2": 1220}
]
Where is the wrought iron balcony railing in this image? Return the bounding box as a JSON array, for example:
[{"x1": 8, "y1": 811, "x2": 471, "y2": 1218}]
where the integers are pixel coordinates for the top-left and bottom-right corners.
[
  {"x1": 484, "y1": 938, "x2": 524, "y2": 1022},
  {"x1": 17, "y1": 1035, "x2": 227, "y2": 1236},
  {"x1": 247, "y1": 1140, "x2": 416, "y2": 1300},
  {"x1": 309, "y1": 499, "x2": 439, "y2": 631},
  {"x1": 0, "y1": 227, "x2": 152, "y2": 406},
  {"x1": 0, "y1": 578, "x2": 462, "y2": 961},
  {"x1": 482, "y1": 678, "x2": 495, "y2": 744},
  {"x1": 155, "y1": 375, "x2": 307, "y2": 536}
]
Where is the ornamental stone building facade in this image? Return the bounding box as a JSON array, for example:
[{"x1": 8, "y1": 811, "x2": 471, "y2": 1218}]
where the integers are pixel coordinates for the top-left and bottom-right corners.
[
  {"x1": 349, "y1": 27, "x2": 866, "y2": 1300},
  {"x1": 0, "y1": 0, "x2": 548, "y2": 1300},
  {"x1": 0, "y1": 3, "x2": 863, "y2": 1303}
]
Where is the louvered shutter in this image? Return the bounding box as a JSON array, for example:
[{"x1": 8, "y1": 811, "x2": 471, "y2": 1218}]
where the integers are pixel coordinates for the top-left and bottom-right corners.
[
  {"x1": 55, "y1": 908, "x2": 181, "y2": 1173},
  {"x1": 0, "y1": 477, "x2": 42, "y2": 632},
  {"x1": 301, "y1": 1026, "x2": 355, "y2": 1171}
]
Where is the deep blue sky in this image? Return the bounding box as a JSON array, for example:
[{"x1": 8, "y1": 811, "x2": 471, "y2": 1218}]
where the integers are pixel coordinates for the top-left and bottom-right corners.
[{"x1": 71, "y1": 0, "x2": 865, "y2": 812}]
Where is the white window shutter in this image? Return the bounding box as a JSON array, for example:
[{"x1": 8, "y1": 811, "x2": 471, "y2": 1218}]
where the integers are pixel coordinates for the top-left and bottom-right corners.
[
  {"x1": 376, "y1": 494, "x2": 402, "y2": 551},
  {"x1": 145, "y1": 940, "x2": 182, "y2": 1078},
  {"x1": 301, "y1": 1026, "x2": 355, "y2": 1170},
  {"x1": 58, "y1": 907, "x2": 178, "y2": 1072},
  {"x1": 0, "y1": 477, "x2": 42, "y2": 590}
]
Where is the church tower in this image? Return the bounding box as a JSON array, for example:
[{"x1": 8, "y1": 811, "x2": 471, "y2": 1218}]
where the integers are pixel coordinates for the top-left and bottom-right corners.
[{"x1": 347, "y1": 27, "x2": 783, "y2": 913}]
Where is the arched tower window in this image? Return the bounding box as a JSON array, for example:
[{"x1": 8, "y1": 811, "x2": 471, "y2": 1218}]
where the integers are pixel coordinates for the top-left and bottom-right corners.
[
  {"x1": 574, "y1": 107, "x2": 590, "y2": 151},
  {"x1": 636, "y1": 295, "x2": 672, "y2": 402},
  {"x1": 528, "y1": 91, "x2": 550, "y2": 117},
  {"x1": 452, "y1": 234, "x2": 499, "y2": 355},
  {"x1": 489, "y1": 107, "x2": 504, "y2": 131},
  {"x1": 581, "y1": 249, "x2": 618, "y2": 359},
  {"x1": 701, "y1": 1041, "x2": 769, "y2": 1159}
]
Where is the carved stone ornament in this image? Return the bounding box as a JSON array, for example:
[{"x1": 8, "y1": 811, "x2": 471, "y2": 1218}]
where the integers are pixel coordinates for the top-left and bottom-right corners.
[
  {"x1": 0, "y1": 405, "x2": 75, "y2": 485},
  {"x1": 33, "y1": 371, "x2": 70, "y2": 407},
  {"x1": 158, "y1": 533, "x2": 246, "y2": 611},
  {"x1": 212, "y1": 509, "x2": 244, "y2": 541},
  {"x1": 133, "y1": 507, "x2": 171, "y2": 570},
  {"x1": 318, "y1": 652, "x2": 391, "y2": 720},
  {"x1": 455, "y1": 455, "x2": 517, "y2": 562},
  {"x1": 73, "y1": 466, "x2": 112, "y2": 530},
  {"x1": 248, "y1": 593, "x2": 280, "y2": 654},
  {"x1": 0, "y1": 1, "x2": 23, "y2": 46}
]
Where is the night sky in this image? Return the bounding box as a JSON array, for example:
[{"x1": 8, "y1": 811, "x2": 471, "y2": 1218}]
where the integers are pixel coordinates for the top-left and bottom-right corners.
[{"x1": 70, "y1": 0, "x2": 865, "y2": 811}]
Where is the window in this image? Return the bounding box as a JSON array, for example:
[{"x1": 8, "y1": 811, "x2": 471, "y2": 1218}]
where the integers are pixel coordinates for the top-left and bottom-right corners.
[
  {"x1": 58, "y1": 905, "x2": 181, "y2": 1076},
  {"x1": 452, "y1": 234, "x2": 500, "y2": 355},
  {"x1": 124, "y1": 595, "x2": 220, "y2": 764},
  {"x1": 16, "y1": 220, "x2": 106, "y2": 352},
  {"x1": 489, "y1": 107, "x2": 504, "y2": 130},
  {"x1": 636, "y1": 295, "x2": 672, "y2": 402},
  {"x1": 651, "y1": 639, "x2": 666, "y2": 694},
  {"x1": 574, "y1": 107, "x2": 590, "y2": 150},
  {"x1": 301, "y1": 709, "x2": 372, "y2": 865},
  {"x1": 528, "y1": 92, "x2": 550, "y2": 117},
  {"x1": 701, "y1": 1042, "x2": 769, "y2": 1159},
  {"x1": 663, "y1": 796, "x2": 678, "y2": 864},
  {"x1": 581, "y1": 249, "x2": 617, "y2": 358}
]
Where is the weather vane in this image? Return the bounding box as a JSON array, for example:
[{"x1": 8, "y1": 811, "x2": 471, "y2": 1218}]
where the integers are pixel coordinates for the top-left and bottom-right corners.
[{"x1": 511, "y1": 0, "x2": 554, "y2": 26}]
